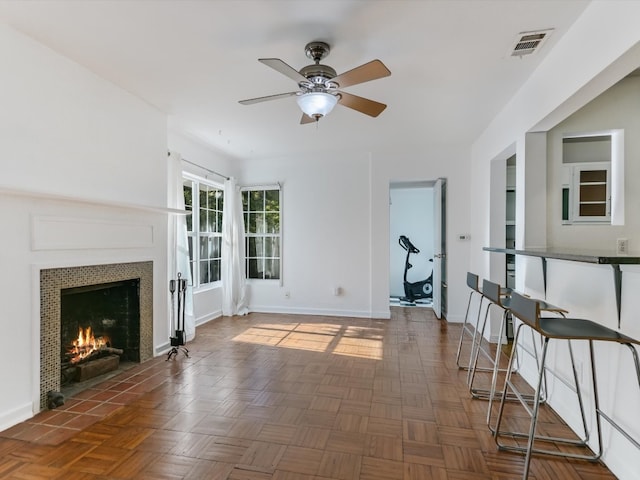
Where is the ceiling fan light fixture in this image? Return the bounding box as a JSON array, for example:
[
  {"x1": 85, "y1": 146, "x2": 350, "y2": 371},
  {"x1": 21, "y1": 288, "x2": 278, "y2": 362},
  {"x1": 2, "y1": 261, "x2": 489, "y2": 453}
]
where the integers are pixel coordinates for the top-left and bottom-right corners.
[{"x1": 296, "y1": 92, "x2": 338, "y2": 119}]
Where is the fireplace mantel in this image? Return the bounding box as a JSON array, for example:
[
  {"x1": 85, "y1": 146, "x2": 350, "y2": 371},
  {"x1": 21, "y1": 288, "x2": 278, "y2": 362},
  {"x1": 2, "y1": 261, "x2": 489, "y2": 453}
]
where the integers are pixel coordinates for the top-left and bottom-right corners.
[{"x1": 1, "y1": 185, "x2": 187, "y2": 215}]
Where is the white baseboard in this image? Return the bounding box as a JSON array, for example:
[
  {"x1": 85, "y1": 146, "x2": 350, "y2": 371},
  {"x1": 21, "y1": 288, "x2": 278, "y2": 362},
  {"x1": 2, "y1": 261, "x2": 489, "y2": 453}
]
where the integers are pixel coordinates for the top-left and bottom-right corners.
[
  {"x1": 0, "y1": 402, "x2": 34, "y2": 432},
  {"x1": 154, "y1": 341, "x2": 171, "y2": 356},
  {"x1": 249, "y1": 305, "x2": 390, "y2": 319},
  {"x1": 196, "y1": 310, "x2": 221, "y2": 326},
  {"x1": 444, "y1": 313, "x2": 464, "y2": 323}
]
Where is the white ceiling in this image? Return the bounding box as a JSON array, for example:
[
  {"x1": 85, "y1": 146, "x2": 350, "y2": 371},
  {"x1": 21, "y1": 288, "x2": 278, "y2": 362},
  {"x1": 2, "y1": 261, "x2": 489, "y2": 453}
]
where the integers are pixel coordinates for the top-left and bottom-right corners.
[{"x1": 0, "y1": 0, "x2": 590, "y2": 160}]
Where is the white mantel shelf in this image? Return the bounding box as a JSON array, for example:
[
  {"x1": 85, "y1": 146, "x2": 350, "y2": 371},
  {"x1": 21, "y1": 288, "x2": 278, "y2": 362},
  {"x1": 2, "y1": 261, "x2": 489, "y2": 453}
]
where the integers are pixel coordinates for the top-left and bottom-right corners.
[{"x1": 0, "y1": 185, "x2": 187, "y2": 215}]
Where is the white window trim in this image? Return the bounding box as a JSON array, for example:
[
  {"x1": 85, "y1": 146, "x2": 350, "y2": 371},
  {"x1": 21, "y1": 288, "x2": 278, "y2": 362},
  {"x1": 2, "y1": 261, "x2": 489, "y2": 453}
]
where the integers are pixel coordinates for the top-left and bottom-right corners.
[
  {"x1": 241, "y1": 184, "x2": 282, "y2": 283},
  {"x1": 562, "y1": 129, "x2": 624, "y2": 225},
  {"x1": 184, "y1": 172, "x2": 224, "y2": 291},
  {"x1": 568, "y1": 162, "x2": 611, "y2": 223}
]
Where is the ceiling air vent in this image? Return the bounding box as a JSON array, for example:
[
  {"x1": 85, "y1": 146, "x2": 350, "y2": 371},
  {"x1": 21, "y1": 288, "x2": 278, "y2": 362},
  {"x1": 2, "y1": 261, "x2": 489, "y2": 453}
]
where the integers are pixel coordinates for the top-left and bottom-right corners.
[{"x1": 509, "y1": 29, "x2": 554, "y2": 57}]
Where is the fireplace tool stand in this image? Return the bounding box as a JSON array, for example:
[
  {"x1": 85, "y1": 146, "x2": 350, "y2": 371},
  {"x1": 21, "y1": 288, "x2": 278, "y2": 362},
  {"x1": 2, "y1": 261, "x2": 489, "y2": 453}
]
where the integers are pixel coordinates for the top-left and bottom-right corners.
[{"x1": 167, "y1": 273, "x2": 190, "y2": 360}]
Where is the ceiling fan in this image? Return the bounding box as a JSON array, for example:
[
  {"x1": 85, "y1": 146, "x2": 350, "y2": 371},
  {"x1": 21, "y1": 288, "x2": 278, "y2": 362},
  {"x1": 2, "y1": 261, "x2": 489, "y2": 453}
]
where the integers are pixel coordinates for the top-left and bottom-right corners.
[{"x1": 239, "y1": 41, "x2": 391, "y2": 124}]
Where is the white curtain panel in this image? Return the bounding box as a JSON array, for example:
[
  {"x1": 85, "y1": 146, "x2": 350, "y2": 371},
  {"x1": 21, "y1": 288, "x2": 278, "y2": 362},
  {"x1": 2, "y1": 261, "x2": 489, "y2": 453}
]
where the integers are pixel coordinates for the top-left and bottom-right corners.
[
  {"x1": 222, "y1": 177, "x2": 249, "y2": 316},
  {"x1": 168, "y1": 151, "x2": 196, "y2": 341}
]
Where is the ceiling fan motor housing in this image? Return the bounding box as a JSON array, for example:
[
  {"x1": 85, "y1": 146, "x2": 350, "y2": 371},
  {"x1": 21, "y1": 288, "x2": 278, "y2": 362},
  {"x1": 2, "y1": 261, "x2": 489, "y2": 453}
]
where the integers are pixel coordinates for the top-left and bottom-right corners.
[
  {"x1": 299, "y1": 64, "x2": 337, "y2": 88},
  {"x1": 300, "y1": 42, "x2": 336, "y2": 89}
]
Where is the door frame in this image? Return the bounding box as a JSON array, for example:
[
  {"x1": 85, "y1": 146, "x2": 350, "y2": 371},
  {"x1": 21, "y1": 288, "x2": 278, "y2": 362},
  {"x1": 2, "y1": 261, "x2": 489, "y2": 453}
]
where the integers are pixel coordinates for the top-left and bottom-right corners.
[{"x1": 388, "y1": 179, "x2": 447, "y2": 317}]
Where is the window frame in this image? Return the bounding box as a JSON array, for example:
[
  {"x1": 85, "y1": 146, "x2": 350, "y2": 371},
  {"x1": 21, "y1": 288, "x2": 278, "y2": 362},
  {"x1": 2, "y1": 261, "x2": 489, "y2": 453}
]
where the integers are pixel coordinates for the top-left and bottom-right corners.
[
  {"x1": 561, "y1": 130, "x2": 624, "y2": 226},
  {"x1": 564, "y1": 162, "x2": 611, "y2": 224},
  {"x1": 241, "y1": 184, "x2": 282, "y2": 282},
  {"x1": 183, "y1": 173, "x2": 224, "y2": 290}
]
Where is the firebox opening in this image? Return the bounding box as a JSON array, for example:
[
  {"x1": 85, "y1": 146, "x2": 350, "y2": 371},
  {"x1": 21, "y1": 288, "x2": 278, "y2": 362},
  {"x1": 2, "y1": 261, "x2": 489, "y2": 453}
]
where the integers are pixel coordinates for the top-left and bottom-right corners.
[{"x1": 60, "y1": 279, "x2": 140, "y2": 387}]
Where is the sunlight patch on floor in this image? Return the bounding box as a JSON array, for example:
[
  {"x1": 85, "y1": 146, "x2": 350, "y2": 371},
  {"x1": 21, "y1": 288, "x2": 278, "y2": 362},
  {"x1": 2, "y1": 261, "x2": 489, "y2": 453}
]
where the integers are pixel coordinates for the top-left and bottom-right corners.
[{"x1": 232, "y1": 323, "x2": 383, "y2": 360}]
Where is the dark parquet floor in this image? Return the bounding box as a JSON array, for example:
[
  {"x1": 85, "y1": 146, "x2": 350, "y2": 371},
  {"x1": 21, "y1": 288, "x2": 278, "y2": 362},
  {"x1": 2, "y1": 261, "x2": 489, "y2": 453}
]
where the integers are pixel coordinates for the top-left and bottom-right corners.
[{"x1": 0, "y1": 307, "x2": 616, "y2": 479}]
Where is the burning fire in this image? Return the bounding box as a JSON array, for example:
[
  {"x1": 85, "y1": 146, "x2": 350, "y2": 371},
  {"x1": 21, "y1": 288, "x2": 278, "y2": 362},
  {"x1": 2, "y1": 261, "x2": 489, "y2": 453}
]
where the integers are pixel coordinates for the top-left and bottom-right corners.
[{"x1": 68, "y1": 326, "x2": 110, "y2": 364}]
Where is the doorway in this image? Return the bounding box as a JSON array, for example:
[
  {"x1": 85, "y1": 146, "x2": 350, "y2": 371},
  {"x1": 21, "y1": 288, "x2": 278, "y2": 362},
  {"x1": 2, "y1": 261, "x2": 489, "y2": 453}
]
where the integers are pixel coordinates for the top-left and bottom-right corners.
[{"x1": 389, "y1": 179, "x2": 447, "y2": 318}]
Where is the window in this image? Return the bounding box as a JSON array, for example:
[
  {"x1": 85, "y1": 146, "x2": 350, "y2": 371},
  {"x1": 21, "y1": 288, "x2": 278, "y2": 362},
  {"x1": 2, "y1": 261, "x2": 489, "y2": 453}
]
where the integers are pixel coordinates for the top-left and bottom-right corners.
[
  {"x1": 242, "y1": 187, "x2": 281, "y2": 280},
  {"x1": 562, "y1": 162, "x2": 611, "y2": 223},
  {"x1": 183, "y1": 176, "x2": 224, "y2": 288}
]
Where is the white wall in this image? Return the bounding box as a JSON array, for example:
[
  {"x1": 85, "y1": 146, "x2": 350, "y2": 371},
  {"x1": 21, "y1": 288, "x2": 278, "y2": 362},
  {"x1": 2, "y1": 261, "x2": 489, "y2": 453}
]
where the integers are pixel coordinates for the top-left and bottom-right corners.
[
  {"x1": 237, "y1": 144, "x2": 471, "y2": 321},
  {"x1": 0, "y1": 26, "x2": 166, "y2": 207},
  {"x1": 469, "y1": 3, "x2": 640, "y2": 479},
  {"x1": 0, "y1": 24, "x2": 170, "y2": 429},
  {"x1": 389, "y1": 186, "x2": 434, "y2": 298},
  {"x1": 470, "y1": 1, "x2": 640, "y2": 276},
  {"x1": 547, "y1": 76, "x2": 640, "y2": 252},
  {"x1": 240, "y1": 153, "x2": 374, "y2": 317}
]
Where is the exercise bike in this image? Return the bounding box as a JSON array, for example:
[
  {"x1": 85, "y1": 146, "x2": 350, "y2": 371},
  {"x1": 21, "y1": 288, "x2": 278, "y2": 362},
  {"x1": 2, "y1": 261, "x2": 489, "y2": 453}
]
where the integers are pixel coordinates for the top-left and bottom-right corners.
[{"x1": 398, "y1": 235, "x2": 433, "y2": 304}]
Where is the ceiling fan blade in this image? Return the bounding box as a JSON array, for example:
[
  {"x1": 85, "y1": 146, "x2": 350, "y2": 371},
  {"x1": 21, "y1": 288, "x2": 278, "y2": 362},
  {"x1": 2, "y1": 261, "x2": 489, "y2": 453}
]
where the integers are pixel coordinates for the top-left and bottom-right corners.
[
  {"x1": 259, "y1": 58, "x2": 309, "y2": 85},
  {"x1": 239, "y1": 91, "x2": 298, "y2": 105},
  {"x1": 331, "y1": 59, "x2": 391, "y2": 88},
  {"x1": 300, "y1": 113, "x2": 316, "y2": 124},
  {"x1": 338, "y1": 91, "x2": 387, "y2": 117}
]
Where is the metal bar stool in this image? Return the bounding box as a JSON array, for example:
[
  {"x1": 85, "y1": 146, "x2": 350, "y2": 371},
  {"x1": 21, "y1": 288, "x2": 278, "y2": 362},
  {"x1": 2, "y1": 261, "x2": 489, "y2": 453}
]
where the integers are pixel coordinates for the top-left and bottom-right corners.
[
  {"x1": 466, "y1": 279, "x2": 510, "y2": 396},
  {"x1": 455, "y1": 272, "x2": 484, "y2": 370},
  {"x1": 493, "y1": 292, "x2": 640, "y2": 480},
  {"x1": 467, "y1": 280, "x2": 565, "y2": 401},
  {"x1": 456, "y1": 273, "x2": 512, "y2": 372},
  {"x1": 479, "y1": 282, "x2": 586, "y2": 437}
]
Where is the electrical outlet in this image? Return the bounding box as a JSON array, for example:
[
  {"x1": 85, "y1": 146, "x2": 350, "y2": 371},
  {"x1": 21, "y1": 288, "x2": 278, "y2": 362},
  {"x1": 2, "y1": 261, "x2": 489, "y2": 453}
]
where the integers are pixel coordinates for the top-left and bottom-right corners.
[
  {"x1": 617, "y1": 238, "x2": 628, "y2": 255},
  {"x1": 284, "y1": 291, "x2": 290, "y2": 299}
]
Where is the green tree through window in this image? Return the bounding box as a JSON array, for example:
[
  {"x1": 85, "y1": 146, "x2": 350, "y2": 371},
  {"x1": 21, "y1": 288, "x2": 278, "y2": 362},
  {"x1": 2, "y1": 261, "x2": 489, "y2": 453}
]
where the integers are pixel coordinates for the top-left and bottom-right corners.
[
  {"x1": 183, "y1": 176, "x2": 223, "y2": 287},
  {"x1": 242, "y1": 188, "x2": 281, "y2": 280}
]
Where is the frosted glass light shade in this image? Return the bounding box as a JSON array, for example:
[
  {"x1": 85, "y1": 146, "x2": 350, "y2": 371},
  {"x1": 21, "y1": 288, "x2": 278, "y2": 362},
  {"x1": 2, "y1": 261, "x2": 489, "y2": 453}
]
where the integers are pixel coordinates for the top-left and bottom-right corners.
[{"x1": 296, "y1": 92, "x2": 338, "y2": 118}]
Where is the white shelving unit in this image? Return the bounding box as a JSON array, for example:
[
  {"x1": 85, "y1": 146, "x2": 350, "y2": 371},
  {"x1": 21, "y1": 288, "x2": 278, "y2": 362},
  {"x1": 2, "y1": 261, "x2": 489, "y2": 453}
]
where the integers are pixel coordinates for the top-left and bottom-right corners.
[{"x1": 506, "y1": 164, "x2": 516, "y2": 290}]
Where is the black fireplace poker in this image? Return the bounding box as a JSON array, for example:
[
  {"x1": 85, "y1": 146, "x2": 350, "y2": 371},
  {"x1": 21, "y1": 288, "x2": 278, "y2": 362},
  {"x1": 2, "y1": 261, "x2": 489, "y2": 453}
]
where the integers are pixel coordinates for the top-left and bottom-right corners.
[{"x1": 167, "y1": 272, "x2": 189, "y2": 360}]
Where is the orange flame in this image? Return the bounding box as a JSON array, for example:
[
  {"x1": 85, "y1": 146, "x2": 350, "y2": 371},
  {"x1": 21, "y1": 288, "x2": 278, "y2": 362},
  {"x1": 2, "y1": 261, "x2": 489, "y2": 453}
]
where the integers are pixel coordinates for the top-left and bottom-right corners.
[{"x1": 68, "y1": 326, "x2": 109, "y2": 364}]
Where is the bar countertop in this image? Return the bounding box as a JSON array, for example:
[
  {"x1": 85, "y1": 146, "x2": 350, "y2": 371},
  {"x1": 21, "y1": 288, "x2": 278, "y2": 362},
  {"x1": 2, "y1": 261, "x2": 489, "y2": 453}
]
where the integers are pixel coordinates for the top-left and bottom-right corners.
[{"x1": 483, "y1": 246, "x2": 640, "y2": 265}]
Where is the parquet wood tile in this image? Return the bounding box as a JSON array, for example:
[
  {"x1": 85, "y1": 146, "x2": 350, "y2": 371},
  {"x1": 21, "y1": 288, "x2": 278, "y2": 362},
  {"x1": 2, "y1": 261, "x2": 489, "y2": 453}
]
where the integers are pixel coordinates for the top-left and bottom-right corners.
[
  {"x1": 238, "y1": 441, "x2": 286, "y2": 471},
  {"x1": 366, "y1": 417, "x2": 403, "y2": 438},
  {"x1": 403, "y1": 462, "x2": 449, "y2": 480},
  {"x1": 403, "y1": 419, "x2": 439, "y2": 444},
  {"x1": 290, "y1": 425, "x2": 331, "y2": 449},
  {"x1": 107, "y1": 450, "x2": 159, "y2": 478},
  {"x1": 227, "y1": 466, "x2": 272, "y2": 480},
  {"x1": 276, "y1": 446, "x2": 324, "y2": 475},
  {"x1": 135, "y1": 453, "x2": 196, "y2": 479},
  {"x1": 325, "y1": 431, "x2": 368, "y2": 455},
  {"x1": 365, "y1": 435, "x2": 403, "y2": 461},
  {"x1": 317, "y1": 451, "x2": 362, "y2": 480},
  {"x1": 0, "y1": 308, "x2": 621, "y2": 479},
  {"x1": 359, "y1": 456, "x2": 403, "y2": 480},
  {"x1": 195, "y1": 436, "x2": 250, "y2": 463},
  {"x1": 402, "y1": 441, "x2": 446, "y2": 468},
  {"x1": 338, "y1": 399, "x2": 373, "y2": 416},
  {"x1": 187, "y1": 460, "x2": 235, "y2": 480},
  {"x1": 332, "y1": 413, "x2": 369, "y2": 433},
  {"x1": 271, "y1": 470, "x2": 315, "y2": 480},
  {"x1": 442, "y1": 444, "x2": 490, "y2": 474}
]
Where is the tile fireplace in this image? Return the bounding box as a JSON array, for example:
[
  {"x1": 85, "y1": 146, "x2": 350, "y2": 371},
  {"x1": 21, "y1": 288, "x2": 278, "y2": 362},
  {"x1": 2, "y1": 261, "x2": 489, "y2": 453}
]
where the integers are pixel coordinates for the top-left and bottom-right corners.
[{"x1": 39, "y1": 261, "x2": 153, "y2": 410}]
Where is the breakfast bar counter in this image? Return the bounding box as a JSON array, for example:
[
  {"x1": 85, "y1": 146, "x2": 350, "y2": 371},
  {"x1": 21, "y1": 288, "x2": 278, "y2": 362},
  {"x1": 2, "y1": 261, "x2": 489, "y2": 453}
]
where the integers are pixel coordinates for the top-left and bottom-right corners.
[{"x1": 483, "y1": 246, "x2": 640, "y2": 327}]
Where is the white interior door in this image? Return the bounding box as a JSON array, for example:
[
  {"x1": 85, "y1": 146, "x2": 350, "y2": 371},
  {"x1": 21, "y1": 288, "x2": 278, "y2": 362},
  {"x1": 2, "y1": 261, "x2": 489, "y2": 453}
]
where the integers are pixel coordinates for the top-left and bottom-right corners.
[{"x1": 432, "y1": 178, "x2": 445, "y2": 318}]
